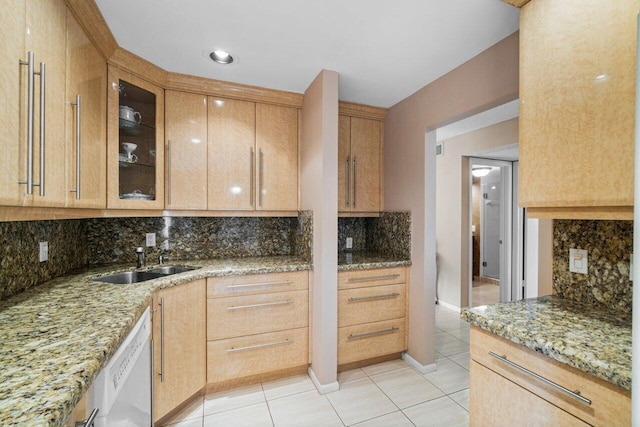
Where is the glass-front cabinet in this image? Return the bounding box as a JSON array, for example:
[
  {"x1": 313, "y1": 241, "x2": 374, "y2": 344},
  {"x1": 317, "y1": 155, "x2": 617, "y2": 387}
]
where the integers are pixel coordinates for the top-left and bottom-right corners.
[{"x1": 107, "y1": 66, "x2": 164, "y2": 209}]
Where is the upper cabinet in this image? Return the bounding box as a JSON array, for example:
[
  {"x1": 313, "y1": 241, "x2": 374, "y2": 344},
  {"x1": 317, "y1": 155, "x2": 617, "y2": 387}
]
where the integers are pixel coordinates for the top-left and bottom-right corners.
[
  {"x1": 65, "y1": 9, "x2": 107, "y2": 209},
  {"x1": 208, "y1": 98, "x2": 298, "y2": 212},
  {"x1": 107, "y1": 66, "x2": 165, "y2": 209},
  {"x1": 338, "y1": 115, "x2": 383, "y2": 214},
  {"x1": 519, "y1": 0, "x2": 640, "y2": 218},
  {"x1": 0, "y1": 0, "x2": 68, "y2": 207},
  {"x1": 165, "y1": 91, "x2": 208, "y2": 210}
]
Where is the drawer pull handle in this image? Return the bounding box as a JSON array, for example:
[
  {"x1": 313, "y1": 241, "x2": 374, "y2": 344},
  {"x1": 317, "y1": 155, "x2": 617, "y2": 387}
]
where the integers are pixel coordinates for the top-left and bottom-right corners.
[
  {"x1": 226, "y1": 280, "x2": 293, "y2": 289},
  {"x1": 227, "y1": 338, "x2": 292, "y2": 353},
  {"x1": 348, "y1": 274, "x2": 400, "y2": 283},
  {"x1": 348, "y1": 326, "x2": 399, "y2": 340},
  {"x1": 488, "y1": 352, "x2": 591, "y2": 406},
  {"x1": 348, "y1": 293, "x2": 400, "y2": 303},
  {"x1": 227, "y1": 300, "x2": 293, "y2": 310}
]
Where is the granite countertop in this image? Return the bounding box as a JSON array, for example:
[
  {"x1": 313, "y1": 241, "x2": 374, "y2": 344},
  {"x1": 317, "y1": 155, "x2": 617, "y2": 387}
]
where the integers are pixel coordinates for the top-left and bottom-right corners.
[
  {"x1": 337, "y1": 251, "x2": 411, "y2": 271},
  {"x1": 461, "y1": 295, "x2": 632, "y2": 390},
  {"x1": 0, "y1": 256, "x2": 310, "y2": 427}
]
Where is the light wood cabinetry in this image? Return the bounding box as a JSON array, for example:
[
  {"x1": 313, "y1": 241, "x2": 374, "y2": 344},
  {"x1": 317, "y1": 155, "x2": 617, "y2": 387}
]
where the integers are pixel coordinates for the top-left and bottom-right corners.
[
  {"x1": 338, "y1": 115, "x2": 382, "y2": 213},
  {"x1": 208, "y1": 99, "x2": 298, "y2": 211},
  {"x1": 518, "y1": 0, "x2": 640, "y2": 219},
  {"x1": 153, "y1": 279, "x2": 206, "y2": 423},
  {"x1": 255, "y1": 104, "x2": 298, "y2": 211},
  {"x1": 337, "y1": 267, "x2": 408, "y2": 367},
  {"x1": 0, "y1": 0, "x2": 68, "y2": 207},
  {"x1": 165, "y1": 91, "x2": 208, "y2": 210},
  {"x1": 208, "y1": 97, "x2": 255, "y2": 210},
  {"x1": 206, "y1": 271, "x2": 309, "y2": 386},
  {"x1": 107, "y1": 66, "x2": 165, "y2": 209},
  {"x1": 65, "y1": 9, "x2": 106, "y2": 209},
  {"x1": 470, "y1": 326, "x2": 631, "y2": 426}
]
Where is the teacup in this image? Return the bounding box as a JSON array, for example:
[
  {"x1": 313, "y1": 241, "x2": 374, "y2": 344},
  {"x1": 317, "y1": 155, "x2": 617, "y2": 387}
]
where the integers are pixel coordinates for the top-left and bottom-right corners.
[{"x1": 119, "y1": 105, "x2": 142, "y2": 124}]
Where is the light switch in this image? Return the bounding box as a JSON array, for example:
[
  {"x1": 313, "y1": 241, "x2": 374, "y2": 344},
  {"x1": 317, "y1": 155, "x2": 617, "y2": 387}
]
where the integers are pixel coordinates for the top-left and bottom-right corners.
[{"x1": 569, "y1": 248, "x2": 588, "y2": 274}]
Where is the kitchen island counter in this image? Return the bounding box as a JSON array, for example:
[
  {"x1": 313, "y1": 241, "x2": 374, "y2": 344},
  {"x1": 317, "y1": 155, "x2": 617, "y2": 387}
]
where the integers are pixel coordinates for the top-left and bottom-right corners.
[
  {"x1": 0, "y1": 256, "x2": 310, "y2": 427},
  {"x1": 462, "y1": 295, "x2": 631, "y2": 390}
]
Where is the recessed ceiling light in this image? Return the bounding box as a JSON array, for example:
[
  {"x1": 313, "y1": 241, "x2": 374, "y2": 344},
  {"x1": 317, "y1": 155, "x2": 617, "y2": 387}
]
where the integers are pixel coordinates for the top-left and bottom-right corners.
[{"x1": 209, "y1": 50, "x2": 234, "y2": 64}]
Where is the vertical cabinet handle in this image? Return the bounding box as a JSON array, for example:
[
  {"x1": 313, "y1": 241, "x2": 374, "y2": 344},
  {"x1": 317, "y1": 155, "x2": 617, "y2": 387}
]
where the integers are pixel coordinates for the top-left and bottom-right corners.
[
  {"x1": 150, "y1": 339, "x2": 155, "y2": 422},
  {"x1": 167, "y1": 141, "x2": 172, "y2": 206},
  {"x1": 346, "y1": 156, "x2": 350, "y2": 207},
  {"x1": 37, "y1": 61, "x2": 45, "y2": 196},
  {"x1": 352, "y1": 157, "x2": 357, "y2": 208},
  {"x1": 74, "y1": 408, "x2": 99, "y2": 427},
  {"x1": 19, "y1": 51, "x2": 35, "y2": 194},
  {"x1": 250, "y1": 147, "x2": 254, "y2": 206},
  {"x1": 258, "y1": 148, "x2": 263, "y2": 207},
  {"x1": 70, "y1": 95, "x2": 81, "y2": 199},
  {"x1": 19, "y1": 52, "x2": 45, "y2": 197},
  {"x1": 158, "y1": 298, "x2": 165, "y2": 382}
]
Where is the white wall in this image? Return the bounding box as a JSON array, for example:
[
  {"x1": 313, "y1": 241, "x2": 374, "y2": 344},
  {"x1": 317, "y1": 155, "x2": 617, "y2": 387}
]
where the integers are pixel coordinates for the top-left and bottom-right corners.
[{"x1": 300, "y1": 70, "x2": 339, "y2": 392}]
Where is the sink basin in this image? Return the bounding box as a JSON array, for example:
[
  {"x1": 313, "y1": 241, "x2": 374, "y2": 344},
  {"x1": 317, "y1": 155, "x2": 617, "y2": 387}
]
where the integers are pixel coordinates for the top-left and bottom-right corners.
[
  {"x1": 147, "y1": 266, "x2": 195, "y2": 275},
  {"x1": 94, "y1": 271, "x2": 166, "y2": 284}
]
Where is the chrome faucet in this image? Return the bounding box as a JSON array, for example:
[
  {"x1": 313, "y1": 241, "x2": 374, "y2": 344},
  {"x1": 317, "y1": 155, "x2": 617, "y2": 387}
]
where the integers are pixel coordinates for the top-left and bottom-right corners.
[{"x1": 135, "y1": 247, "x2": 145, "y2": 268}]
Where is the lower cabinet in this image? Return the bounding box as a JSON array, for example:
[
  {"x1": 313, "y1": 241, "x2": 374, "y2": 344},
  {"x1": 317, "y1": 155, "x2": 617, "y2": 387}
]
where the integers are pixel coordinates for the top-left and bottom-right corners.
[
  {"x1": 337, "y1": 267, "x2": 408, "y2": 367},
  {"x1": 206, "y1": 271, "x2": 309, "y2": 386},
  {"x1": 470, "y1": 326, "x2": 631, "y2": 427},
  {"x1": 153, "y1": 279, "x2": 206, "y2": 423}
]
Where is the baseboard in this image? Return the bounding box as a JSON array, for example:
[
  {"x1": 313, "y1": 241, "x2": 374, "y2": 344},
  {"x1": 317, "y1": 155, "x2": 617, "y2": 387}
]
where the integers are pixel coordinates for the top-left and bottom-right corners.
[
  {"x1": 402, "y1": 352, "x2": 437, "y2": 374},
  {"x1": 308, "y1": 367, "x2": 340, "y2": 394},
  {"x1": 437, "y1": 300, "x2": 461, "y2": 312}
]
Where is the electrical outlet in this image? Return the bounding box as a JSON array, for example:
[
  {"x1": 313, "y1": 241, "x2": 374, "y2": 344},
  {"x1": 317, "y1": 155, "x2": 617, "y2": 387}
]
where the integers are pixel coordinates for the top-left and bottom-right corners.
[
  {"x1": 146, "y1": 233, "x2": 156, "y2": 247},
  {"x1": 346, "y1": 237, "x2": 353, "y2": 249},
  {"x1": 569, "y1": 248, "x2": 588, "y2": 274},
  {"x1": 39, "y1": 241, "x2": 48, "y2": 262}
]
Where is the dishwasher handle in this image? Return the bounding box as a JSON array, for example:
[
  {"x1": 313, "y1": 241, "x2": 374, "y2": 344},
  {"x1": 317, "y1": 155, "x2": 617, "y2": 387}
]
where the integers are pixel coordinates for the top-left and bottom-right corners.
[{"x1": 75, "y1": 408, "x2": 99, "y2": 427}]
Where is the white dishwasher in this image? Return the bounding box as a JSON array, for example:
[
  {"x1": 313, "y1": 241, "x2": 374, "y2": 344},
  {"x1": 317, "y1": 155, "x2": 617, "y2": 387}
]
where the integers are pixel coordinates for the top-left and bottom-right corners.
[{"x1": 89, "y1": 307, "x2": 152, "y2": 427}]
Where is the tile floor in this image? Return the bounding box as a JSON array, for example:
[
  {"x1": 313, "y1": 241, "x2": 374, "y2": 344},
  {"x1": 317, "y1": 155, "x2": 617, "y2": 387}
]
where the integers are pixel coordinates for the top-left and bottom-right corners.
[
  {"x1": 163, "y1": 305, "x2": 470, "y2": 427},
  {"x1": 471, "y1": 281, "x2": 500, "y2": 307}
]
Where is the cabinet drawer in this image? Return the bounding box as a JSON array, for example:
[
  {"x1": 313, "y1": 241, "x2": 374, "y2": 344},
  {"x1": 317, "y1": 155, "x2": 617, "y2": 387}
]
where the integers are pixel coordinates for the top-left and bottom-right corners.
[
  {"x1": 470, "y1": 361, "x2": 588, "y2": 427},
  {"x1": 207, "y1": 290, "x2": 308, "y2": 340},
  {"x1": 338, "y1": 318, "x2": 405, "y2": 365},
  {"x1": 338, "y1": 267, "x2": 406, "y2": 290},
  {"x1": 207, "y1": 270, "x2": 308, "y2": 298},
  {"x1": 207, "y1": 327, "x2": 308, "y2": 383},
  {"x1": 338, "y1": 284, "x2": 405, "y2": 327},
  {"x1": 471, "y1": 326, "x2": 630, "y2": 427}
]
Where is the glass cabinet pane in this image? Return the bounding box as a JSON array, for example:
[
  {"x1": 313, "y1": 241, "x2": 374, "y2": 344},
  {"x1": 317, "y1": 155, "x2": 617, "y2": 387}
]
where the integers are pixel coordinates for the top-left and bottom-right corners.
[{"x1": 118, "y1": 80, "x2": 157, "y2": 201}]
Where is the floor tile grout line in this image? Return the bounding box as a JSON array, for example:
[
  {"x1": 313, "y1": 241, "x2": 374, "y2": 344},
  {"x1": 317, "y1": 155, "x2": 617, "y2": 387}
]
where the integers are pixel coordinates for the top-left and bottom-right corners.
[
  {"x1": 261, "y1": 382, "x2": 277, "y2": 427},
  {"x1": 446, "y1": 393, "x2": 470, "y2": 413},
  {"x1": 323, "y1": 392, "x2": 348, "y2": 427}
]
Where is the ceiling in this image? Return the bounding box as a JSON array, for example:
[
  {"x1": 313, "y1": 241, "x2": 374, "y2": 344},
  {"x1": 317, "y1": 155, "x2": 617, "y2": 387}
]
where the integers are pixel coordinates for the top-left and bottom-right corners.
[{"x1": 95, "y1": 1, "x2": 519, "y2": 108}]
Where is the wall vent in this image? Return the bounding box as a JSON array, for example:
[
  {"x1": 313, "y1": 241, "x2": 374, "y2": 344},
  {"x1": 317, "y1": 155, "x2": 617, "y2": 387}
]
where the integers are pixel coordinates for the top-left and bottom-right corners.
[{"x1": 436, "y1": 141, "x2": 444, "y2": 157}]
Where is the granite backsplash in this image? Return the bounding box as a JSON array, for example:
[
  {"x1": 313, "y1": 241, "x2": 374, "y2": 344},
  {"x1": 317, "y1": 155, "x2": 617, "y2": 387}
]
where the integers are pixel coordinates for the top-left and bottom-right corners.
[
  {"x1": 553, "y1": 220, "x2": 632, "y2": 314},
  {"x1": 0, "y1": 213, "x2": 312, "y2": 301},
  {"x1": 86, "y1": 214, "x2": 312, "y2": 265},
  {"x1": 0, "y1": 220, "x2": 87, "y2": 300},
  {"x1": 338, "y1": 212, "x2": 411, "y2": 260}
]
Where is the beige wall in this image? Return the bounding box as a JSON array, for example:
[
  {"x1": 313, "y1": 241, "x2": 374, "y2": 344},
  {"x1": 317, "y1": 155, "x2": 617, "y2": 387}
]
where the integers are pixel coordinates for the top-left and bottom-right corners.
[
  {"x1": 300, "y1": 70, "x2": 339, "y2": 389},
  {"x1": 384, "y1": 32, "x2": 519, "y2": 367},
  {"x1": 436, "y1": 118, "x2": 519, "y2": 309}
]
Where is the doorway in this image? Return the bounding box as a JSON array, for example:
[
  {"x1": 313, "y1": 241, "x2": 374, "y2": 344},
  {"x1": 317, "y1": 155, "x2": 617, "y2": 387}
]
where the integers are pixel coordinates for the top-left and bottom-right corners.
[{"x1": 468, "y1": 157, "x2": 522, "y2": 307}]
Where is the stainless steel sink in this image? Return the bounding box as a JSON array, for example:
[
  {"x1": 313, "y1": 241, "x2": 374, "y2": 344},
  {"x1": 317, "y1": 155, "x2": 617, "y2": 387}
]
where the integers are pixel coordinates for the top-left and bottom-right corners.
[
  {"x1": 147, "y1": 266, "x2": 195, "y2": 275},
  {"x1": 93, "y1": 271, "x2": 166, "y2": 284},
  {"x1": 93, "y1": 265, "x2": 196, "y2": 284}
]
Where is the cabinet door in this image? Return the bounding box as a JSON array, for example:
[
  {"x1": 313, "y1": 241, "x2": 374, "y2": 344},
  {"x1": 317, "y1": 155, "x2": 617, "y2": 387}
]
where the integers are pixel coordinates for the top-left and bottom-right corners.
[
  {"x1": 519, "y1": 0, "x2": 640, "y2": 210},
  {"x1": 208, "y1": 97, "x2": 255, "y2": 210},
  {"x1": 338, "y1": 115, "x2": 351, "y2": 212},
  {"x1": 65, "y1": 9, "x2": 106, "y2": 209},
  {"x1": 24, "y1": 0, "x2": 67, "y2": 207},
  {"x1": 255, "y1": 103, "x2": 298, "y2": 211},
  {"x1": 165, "y1": 91, "x2": 207, "y2": 210},
  {"x1": 470, "y1": 361, "x2": 588, "y2": 427},
  {"x1": 153, "y1": 279, "x2": 206, "y2": 422},
  {"x1": 0, "y1": 0, "x2": 26, "y2": 206},
  {"x1": 107, "y1": 66, "x2": 165, "y2": 209},
  {"x1": 350, "y1": 117, "x2": 381, "y2": 212}
]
